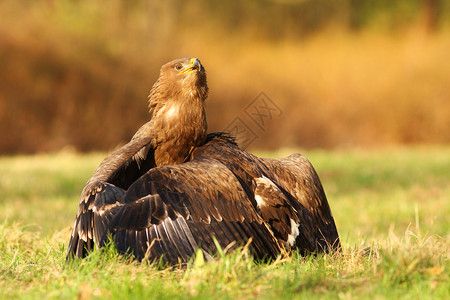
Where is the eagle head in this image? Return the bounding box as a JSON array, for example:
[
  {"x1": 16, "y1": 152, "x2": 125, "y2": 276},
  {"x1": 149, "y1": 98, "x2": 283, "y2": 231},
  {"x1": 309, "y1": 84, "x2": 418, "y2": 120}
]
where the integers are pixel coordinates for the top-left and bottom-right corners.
[{"x1": 150, "y1": 57, "x2": 208, "y2": 101}]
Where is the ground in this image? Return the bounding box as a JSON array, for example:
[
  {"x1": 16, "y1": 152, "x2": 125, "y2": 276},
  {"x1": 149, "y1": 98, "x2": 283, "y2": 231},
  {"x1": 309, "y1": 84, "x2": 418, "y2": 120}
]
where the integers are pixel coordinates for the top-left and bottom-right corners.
[{"x1": 0, "y1": 147, "x2": 449, "y2": 299}]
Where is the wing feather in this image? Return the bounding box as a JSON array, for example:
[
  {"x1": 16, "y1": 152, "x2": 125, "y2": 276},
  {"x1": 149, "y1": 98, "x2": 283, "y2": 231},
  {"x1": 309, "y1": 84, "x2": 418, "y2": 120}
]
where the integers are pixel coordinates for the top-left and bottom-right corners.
[
  {"x1": 187, "y1": 137, "x2": 340, "y2": 253},
  {"x1": 67, "y1": 183, "x2": 126, "y2": 258},
  {"x1": 259, "y1": 153, "x2": 340, "y2": 251},
  {"x1": 66, "y1": 122, "x2": 156, "y2": 259},
  {"x1": 105, "y1": 157, "x2": 281, "y2": 262},
  {"x1": 169, "y1": 218, "x2": 198, "y2": 257},
  {"x1": 69, "y1": 133, "x2": 340, "y2": 263}
]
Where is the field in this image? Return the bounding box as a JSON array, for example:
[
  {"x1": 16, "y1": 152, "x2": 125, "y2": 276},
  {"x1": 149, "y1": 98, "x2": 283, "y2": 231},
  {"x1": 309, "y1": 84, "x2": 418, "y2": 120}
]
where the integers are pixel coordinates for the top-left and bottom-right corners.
[{"x1": 0, "y1": 148, "x2": 449, "y2": 299}]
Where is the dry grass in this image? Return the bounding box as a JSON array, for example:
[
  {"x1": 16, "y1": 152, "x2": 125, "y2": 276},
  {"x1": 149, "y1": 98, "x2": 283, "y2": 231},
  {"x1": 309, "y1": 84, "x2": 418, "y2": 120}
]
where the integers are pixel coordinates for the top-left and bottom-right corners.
[
  {"x1": 1, "y1": 147, "x2": 449, "y2": 298},
  {"x1": 1, "y1": 222, "x2": 448, "y2": 299}
]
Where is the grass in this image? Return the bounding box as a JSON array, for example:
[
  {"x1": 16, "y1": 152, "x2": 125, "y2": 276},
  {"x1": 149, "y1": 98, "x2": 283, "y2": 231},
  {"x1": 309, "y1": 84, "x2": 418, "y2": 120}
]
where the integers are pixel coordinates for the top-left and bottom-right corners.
[{"x1": 0, "y1": 147, "x2": 449, "y2": 299}]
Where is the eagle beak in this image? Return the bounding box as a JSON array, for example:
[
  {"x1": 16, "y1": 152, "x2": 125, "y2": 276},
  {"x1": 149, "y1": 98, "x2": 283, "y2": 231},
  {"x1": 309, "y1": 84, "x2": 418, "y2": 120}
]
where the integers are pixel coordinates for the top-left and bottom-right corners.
[{"x1": 179, "y1": 58, "x2": 201, "y2": 74}]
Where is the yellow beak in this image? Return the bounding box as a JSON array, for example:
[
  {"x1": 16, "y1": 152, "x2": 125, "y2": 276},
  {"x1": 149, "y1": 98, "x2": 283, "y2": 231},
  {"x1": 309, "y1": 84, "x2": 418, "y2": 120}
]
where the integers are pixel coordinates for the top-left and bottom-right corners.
[{"x1": 178, "y1": 58, "x2": 201, "y2": 74}]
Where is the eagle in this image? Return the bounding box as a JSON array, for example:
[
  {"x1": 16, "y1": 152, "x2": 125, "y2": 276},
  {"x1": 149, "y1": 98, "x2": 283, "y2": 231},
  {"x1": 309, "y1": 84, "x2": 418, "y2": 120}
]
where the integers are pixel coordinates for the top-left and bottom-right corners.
[{"x1": 67, "y1": 57, "x2": 340, "y2": 263}]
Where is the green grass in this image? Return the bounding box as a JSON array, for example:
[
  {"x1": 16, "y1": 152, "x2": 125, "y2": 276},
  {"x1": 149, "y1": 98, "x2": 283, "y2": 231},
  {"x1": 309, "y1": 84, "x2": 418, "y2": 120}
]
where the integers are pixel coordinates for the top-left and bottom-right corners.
[{"x1": 1, "y1": 147, "x2": 449, "y2": 299}]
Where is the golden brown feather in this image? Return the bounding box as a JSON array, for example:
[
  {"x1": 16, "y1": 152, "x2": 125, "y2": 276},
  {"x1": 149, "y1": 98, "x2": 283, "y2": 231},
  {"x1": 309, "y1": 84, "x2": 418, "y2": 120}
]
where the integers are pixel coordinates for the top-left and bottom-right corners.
[
  {"x1": 67, "y1": 58, "x2": 340, "y2": 263},
  {"x1": 67, "y1": 57, "x2": 209, "y2": 259}
]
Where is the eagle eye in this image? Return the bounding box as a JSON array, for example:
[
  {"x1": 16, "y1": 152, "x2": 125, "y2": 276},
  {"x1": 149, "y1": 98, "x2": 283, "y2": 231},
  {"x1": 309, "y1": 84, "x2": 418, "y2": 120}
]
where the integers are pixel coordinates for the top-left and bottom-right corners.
[{"x1": 175, "y1": 63, "x2": 183, "y2": 71}]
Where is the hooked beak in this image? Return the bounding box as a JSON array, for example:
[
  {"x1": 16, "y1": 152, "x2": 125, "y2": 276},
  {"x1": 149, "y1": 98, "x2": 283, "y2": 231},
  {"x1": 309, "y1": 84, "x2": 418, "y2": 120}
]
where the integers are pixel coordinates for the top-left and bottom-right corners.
[{"x1": 178, "y1": 58, "x2": 202, "y2": 74}]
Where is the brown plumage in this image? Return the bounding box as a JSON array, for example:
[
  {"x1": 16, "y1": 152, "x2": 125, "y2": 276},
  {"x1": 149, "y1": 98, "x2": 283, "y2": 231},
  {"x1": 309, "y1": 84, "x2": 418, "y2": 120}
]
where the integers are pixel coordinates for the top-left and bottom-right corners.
[
  {"x1": 67, "y1": 58, "x2": 340, "y2": 262},
  {"x1": 68, "y1": 57, "x2": 208, "y2": 258}
]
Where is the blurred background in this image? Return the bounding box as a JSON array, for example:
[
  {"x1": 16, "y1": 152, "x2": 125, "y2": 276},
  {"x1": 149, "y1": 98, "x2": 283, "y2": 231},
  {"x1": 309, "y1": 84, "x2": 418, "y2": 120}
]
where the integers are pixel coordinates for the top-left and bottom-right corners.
[{"x1": 1, "y1": 0, "x2": 449, "y2": 154}]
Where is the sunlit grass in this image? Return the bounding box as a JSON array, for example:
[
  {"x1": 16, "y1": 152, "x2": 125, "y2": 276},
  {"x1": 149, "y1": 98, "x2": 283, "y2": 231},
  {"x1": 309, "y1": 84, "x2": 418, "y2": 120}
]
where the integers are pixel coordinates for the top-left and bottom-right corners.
[
  {"x1": 0, "y1": 148, "x2": 449, "y2": 298},
  {"x1": 0, "y1": 223, "x2": 448, "y2": 299},
  {"x1": 0, "y1": 151, "x2": 103, "y2": 234}
]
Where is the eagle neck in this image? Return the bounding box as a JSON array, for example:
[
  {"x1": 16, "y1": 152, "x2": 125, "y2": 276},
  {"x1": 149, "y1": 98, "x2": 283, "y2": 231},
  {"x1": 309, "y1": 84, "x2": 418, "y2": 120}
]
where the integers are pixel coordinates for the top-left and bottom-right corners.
[{"x1": 152, "y1": 93, "x2": 207, "y2": 166}]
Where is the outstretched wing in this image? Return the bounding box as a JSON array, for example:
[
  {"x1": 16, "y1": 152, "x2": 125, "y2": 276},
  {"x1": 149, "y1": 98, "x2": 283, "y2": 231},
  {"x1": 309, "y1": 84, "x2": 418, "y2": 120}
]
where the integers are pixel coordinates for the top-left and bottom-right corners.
[
  {"x1": 69, "y1": 133, "x2": 339, "y2": 262},
  {"x1": 103, "y1": 158, "x2": 282, "y2": 264},
  {"x1": 67, "y1": 122, "x2": 156, "y2": 259},
  {"x1": 67, "y1": 182, "x2": 126, "y2": 258},
  {"x1": 101, "y1": 135, "x2": 339, "y2": 263},
  {"x1": 259, "y1": 153, "x2": 341, "y2": 252},
  {"x1": 184, "y1": 135, "x2": 340, "y2": 253}
]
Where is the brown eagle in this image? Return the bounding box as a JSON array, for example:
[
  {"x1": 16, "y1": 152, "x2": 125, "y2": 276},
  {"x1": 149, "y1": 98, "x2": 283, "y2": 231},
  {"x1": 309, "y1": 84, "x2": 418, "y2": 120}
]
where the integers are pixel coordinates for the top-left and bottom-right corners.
[{"x1": 67, "y1": 57, "x2": 340, "y2": 263}]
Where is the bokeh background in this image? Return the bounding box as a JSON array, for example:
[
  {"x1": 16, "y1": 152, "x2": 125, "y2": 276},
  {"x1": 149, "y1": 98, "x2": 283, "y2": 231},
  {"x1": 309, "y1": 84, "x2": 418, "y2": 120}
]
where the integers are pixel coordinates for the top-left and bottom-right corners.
[{"x1": 1, "y1": 0, "x2": 449, "y2": 154}]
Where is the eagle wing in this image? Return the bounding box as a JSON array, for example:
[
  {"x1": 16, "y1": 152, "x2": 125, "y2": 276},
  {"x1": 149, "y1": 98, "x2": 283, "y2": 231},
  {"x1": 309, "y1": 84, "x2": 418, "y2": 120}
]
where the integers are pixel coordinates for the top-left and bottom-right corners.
[
  {"x1": 69, "y1": 134, "x2": 340, "y2": 262},
  {"x1": 101, "y1": 157, "x2": 282, "y2": 264},
  {"x1": 258, "y1": 153, "x2": 341, "y2": 253},
  {"x1": 67, "y1": 182, "x2": 126, "y2": 258},
  {"x1": 95, "y1": 136, "x2": 340, "y2": 263},
  {"x1": 67, "y1": 122, "x2": 156, "y2": 259},
  {"x1": 190, "y1": 138, "x2": 340, "y2": 253}
]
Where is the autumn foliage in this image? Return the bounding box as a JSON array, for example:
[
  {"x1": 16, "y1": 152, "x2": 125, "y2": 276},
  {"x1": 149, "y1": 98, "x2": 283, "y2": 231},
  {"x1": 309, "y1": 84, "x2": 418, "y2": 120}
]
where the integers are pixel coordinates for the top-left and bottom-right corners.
[{"x1": 1, "y1": 0, "x2": 449, "y2": 153}]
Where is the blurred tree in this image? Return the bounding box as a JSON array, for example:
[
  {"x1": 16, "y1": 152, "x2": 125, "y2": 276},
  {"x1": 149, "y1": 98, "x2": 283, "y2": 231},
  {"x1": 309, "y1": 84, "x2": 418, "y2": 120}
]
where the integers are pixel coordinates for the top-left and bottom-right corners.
[
  {"x1": 1, "y1": 0, "x2": 450, "y2": 153},
  {"x1": 422, "y1": 0, "x2": 440, "y2": 31}
]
